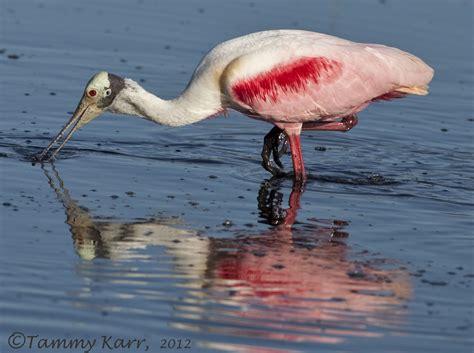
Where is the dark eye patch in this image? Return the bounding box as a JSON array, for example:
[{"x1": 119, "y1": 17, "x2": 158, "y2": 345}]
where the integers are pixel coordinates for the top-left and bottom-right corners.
[{"x1": 97, "y1": 73, "x2": 125, "y2": 108}]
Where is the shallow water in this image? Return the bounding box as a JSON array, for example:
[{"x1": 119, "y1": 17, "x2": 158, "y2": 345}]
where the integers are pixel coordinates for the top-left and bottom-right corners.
[{"x1": 1, "y1": 0, "x2": 473, "y2": 352}]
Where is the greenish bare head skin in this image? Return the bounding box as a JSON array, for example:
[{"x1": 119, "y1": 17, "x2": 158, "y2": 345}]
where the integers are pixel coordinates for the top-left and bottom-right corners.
[
  {"x1": 86, "y1": 71, "x2": 110, "y2": 93},
  {"x1": 34, "y1": 72, "x2": 125, "y2": 162}
]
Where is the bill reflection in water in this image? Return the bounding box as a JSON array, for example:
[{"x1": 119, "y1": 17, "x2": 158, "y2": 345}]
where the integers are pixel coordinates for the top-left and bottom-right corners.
[{"x1": 43, "y1": 166, "x2": 412, "y2": 345}]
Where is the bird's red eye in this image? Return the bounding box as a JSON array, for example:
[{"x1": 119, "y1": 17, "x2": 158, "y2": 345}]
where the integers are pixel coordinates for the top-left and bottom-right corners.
[{"x1": 88, "y1": 89, "x2": 97, "y2": 97}]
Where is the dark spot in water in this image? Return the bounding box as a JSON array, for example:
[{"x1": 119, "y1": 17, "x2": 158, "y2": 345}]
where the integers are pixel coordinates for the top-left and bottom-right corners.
[
  {"x1": 208, "y1": 175, "x2": 218, "y2": 179},
  {"x1": 366, "y1": 173, "x2": 390, "y2": 184},
  {"x1": 24, "y1": 93, "x2": 30, "y2": 96},
  {"x1": 314, "y1": 173, "x2": 398, "y2": 186},
  {"x1": 456, "y1": 325, "x2": 471, "y2": 331},
  {"x1": 222, "y1": 220, "x2": 233, "y2": 227},
  {"x1": 110, "y1": 195, "x2": 119, "y2": 199},
  {"x1": 189, "y1": 201, "x2": 199, "y2": 206},
  {"x1": 333, "y1": 231, "x2": 349, "y2": 238},
  {"x1": 49, "y1": 92, "x2": 56, "y2": 96},
  {"x1": 198, "y1": 8, "x2": 205, "y2": 13},
  {"x1": 125, "y1": 191, "x2": 135, "y2": 197},
  {"x1": 135, "y1": 65, "x2": 143, "y2": 70},
  {"x1": 0, "y1": 48, "x2": 6, "y2": 54},
  {"x1": 164, "y1": 45, "x2": 171, "y2": 50},
  {"x1": 7, "y1": 54, "x2": 19, "y2": 59},
  {"x1": 172, "y1": 239, "x2": 181, "y2": 243},
  {"x1": 440, "y1": 128, "x2": 448, "y2": 132},
  {"x1": 333, "y1": 220, "x2": 349, "y2": 226},
  {"x1": 120, "y1": 58, "x2": 127, "y2": 63},
  {"x1": 347, "y1": 268, "x2": 367, "y2": 279},
  {"x1": 330, "y1": 297, "x2": 346, "y2": 302},
  {"x1": 3, "y1": 202, "x2": 12, "y2": 207},
  {"x1": 421, "y1": 279, "x2": 448, "y2": 286},
  {"x1": 252, "y1": 250, "x2": 266, "y2": 257},
  {"x1": 314, "y1": 146, "x2": 327, "y2": 151}
]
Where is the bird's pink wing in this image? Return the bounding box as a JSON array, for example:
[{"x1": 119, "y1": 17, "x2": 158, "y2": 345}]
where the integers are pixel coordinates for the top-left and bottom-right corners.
[{"x1": 223, "y1": 43, "x2": 433, "y2": 122}]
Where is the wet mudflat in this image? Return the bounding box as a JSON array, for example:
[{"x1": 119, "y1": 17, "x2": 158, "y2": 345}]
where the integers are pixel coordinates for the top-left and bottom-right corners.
[{"x1": 0, "y1": 0, "x2": 473, "y2": 352}]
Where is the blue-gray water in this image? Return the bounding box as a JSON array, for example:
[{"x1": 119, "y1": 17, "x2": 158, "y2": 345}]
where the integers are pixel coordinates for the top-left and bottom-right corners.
[{"x1": 1, "y1": 0, "x2": 473, "y2": 352}]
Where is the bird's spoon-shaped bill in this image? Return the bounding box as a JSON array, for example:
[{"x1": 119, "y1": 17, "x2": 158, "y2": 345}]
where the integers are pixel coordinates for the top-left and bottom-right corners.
[{"x1": 32, "y1": 96, "x2": 98, "y2": 163}]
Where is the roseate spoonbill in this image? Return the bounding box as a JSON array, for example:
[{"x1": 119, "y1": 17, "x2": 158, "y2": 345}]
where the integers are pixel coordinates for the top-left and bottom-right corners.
[{"x1": 34, "y1": 30, "x2": 434, "y2": 181}]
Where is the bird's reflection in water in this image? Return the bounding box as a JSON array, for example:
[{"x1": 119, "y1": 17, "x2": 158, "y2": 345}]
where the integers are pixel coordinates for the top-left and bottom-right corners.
[
  {"x1": 44, "y1": 166, "x2": 411, "y2": 346},
  {"x1": 44, "y1": 166, "x2": 198, "y2": 261}
]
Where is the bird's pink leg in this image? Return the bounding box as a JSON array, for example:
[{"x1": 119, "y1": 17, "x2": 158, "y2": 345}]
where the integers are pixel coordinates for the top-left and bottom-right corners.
[
  {"x1": 275, "y1": 123, "x2": 306, "y2": 181},
  {"x1": 286, "y1": 133, "x2": 306, "y2": 181},
  {"x1": 303, "y1": 114, "x2": 358, "y2": 132}
]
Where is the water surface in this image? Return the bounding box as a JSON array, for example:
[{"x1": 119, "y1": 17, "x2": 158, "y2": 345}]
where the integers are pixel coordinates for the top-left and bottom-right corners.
[{"x1": 1, "y1": 0, "x2": 473, "y2": 352}]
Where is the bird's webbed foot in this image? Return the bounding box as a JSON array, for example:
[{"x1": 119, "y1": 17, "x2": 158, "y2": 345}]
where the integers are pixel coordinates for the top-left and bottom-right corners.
[{"x1": 261, "y1": 126, "x2": 289, "y2": 176}]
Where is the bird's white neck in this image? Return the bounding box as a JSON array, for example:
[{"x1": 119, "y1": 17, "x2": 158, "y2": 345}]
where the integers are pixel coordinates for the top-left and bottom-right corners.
[{"x1": 108, "y1": 79, "x2": 223, "y2": 127}]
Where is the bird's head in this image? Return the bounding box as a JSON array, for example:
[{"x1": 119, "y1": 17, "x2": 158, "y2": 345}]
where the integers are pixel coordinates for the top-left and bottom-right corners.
[{"x1": 33, "y1": 71, "x2": 125, "y2": 162}]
